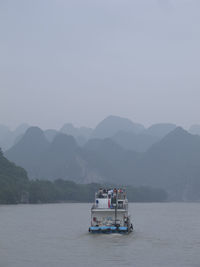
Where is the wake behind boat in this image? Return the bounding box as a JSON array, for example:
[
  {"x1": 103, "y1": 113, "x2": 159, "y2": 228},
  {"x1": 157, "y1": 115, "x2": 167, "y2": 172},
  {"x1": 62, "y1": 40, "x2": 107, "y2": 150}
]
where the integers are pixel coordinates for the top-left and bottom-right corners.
[{"x1": 89, "y1": 188, "x2": 133, "y2": 234}]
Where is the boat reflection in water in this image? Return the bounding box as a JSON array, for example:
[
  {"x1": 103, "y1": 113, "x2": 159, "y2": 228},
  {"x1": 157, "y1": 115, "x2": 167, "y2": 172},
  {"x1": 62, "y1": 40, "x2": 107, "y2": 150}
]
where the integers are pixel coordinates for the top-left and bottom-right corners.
[{"x1": 89, "y1": 188, "x2": 133, "y2": 234}]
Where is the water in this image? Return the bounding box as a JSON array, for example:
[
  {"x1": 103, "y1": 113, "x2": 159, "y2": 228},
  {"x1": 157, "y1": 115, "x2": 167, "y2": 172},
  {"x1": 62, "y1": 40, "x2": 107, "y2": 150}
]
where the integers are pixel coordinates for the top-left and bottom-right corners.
[{"x1": 0, "y1": 203, "x2": 200, "y2": 267}]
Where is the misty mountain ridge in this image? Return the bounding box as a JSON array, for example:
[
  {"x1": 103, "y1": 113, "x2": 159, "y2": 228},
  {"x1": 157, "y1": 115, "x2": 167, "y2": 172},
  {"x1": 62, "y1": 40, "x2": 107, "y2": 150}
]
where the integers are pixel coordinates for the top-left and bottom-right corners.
[
  {"x1": 0, "y1": 123, "x2": 29, "y2": 151},
  {"x1": 5, "y1": 126, "x2": 141, "y2": 184},
  {"x1": 60, "y1": 123, "x2": 92, "y2": 146},
  {"x1": 0, "y1": 116, "x2": 180, "y2": 153},
  {"x1": 134, "y1": 127, "x2": 200, "y2": 200},
  {"x1": 91, "y1": 115, "x2": 145, "y2": 139},
  {"x1": 4, "y1": 123, "x2": 200, "y2": 200},
  {"x1": 5, "y1": 128, "x2": 105, "y2": 184},
  {"x1": 60, "y1": 123, "x2": 93, "y2": 138},
  {"x1": 111, "y1": 131, "x2": 159, "y2": 152},
  {"x1": 44, "y1": 129, "x2": 58, "y2": 142},
  {"x1": 145, "y1": 123, "x2": 177, "y2": 138},
  {"x1": 0, "y1": 148, "x2": 167, "y2": 204},
  {"x1": 5, "y1": 127, "x2": 50, "y2": 179},
  {"x1": 189, "y1": 124, "x2": 200, "y2": 136}
]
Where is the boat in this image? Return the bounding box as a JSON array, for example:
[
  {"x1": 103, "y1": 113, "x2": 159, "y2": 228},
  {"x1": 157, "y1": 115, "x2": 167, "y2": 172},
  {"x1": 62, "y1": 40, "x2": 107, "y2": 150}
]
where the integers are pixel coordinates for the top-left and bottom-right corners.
[{"x1": 89, "y1": 188, "x2": 133, "y2": 234}]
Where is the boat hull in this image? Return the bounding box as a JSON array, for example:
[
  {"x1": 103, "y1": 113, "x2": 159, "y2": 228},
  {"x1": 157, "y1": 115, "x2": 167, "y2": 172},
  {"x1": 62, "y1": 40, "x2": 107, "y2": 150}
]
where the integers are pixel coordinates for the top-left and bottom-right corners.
[{"x1": 89, "y1": 226, "x2": 133, "y2": 234}]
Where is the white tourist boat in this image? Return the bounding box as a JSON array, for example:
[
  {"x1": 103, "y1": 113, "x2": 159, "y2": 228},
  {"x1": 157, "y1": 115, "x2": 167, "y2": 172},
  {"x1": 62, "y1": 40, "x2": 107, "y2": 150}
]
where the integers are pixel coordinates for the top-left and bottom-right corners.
[{"x1": 89, "y1": 188, "x2": 133, "y2": 234}]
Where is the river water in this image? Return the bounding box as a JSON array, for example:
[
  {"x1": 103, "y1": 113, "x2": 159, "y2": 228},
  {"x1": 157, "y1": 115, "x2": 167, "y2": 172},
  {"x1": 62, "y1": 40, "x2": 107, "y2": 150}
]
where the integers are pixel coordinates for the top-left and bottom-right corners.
[{"x1": 0, "y1": 203, "x2": 200, "y2": 267}]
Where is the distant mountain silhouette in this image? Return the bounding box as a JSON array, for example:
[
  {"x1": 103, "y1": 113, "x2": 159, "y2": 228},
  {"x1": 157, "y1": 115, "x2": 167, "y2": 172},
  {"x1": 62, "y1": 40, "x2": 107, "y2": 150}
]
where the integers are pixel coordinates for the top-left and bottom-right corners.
[
  {"x1": 85, "y1": 138, "x2": 125, "y2": 157},
  {"x1": 4, "y1": 122, "x2": 200, "y2": 201},
  {"x1": 111, "y1": 131, "x2": 159, "y2": 152},
  {"x1": 60, "y1": 123, "x2": 93, "y2": 138},
  {"x1": 134, "y1": 127, "x2": 200, "y2": 200},
  {"x1": 84, "y1": 138, "x2": 140, "y2": 184},
  {"x1": 60, "y1": 123, "x2": 80, "y2": 136},
  {"x1": 0, "y1": 124, "x2": 10, "y2": 140},
  {"x1": 37, "y1": 133, "x2": 80, "y2": 181},
  {"x1": 91, "y1": 115, "x2": 145, "y2": 139},
  {"x1": 5, "y1": 127, "x2": 49, "y2": 178},
  {"x1": 0, "y1": 123, "x2": 29, "y2": 151},
  {"x1": 14, "y1": 123, "x2": 30, "y2": 136},
  {"x1": 5, "y1": 129, "x2": 104, "y2": 183},
  {"x1": 60, "y1": 123, "x2": 92, "y2": 145},
  {"x1": 39, "y1": 134, "x2": 109, "y2": 183},
  {"x1": 189, "y1": 124, "x2": 200, "y2": 135},
  {"x1": 0, "y1": 124, "x2": 12, "y2": 150},
  {"x1": 145, "y1": 123, "x2": 177, "y2": 138},
  {"x1": 44, "y1": 129, "x2": 58, "y2": 142},
  {"x1": 46, "y1": 133, "x2": 77, "y2": 156}
]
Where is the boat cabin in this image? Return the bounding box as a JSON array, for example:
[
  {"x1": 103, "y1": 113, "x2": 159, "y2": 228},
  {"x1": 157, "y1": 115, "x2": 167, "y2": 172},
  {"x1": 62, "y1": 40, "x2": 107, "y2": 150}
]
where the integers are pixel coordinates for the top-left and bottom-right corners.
[{"x1": 90, "y1": 188, "x2": 130, "y2": 230}]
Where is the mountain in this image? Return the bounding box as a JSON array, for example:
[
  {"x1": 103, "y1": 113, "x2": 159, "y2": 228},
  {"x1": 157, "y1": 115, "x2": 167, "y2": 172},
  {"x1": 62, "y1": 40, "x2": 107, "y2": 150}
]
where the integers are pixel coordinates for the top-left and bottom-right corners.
[
  {"x1": 14, "y1": 123, "x2": 30, "y2": 137},
  {"x1": 0, "y1": 123, "x2": 29, "y2": 151},
  {"x1": 5, "y1": 127, "x2": 49, "y2": 178},
  {"x1": 60, "y1": 123, "x2": 93, "y2": 138},
  {"x1": 91, "y1": 115, "x2": 145, "y2": 139},
  {"x1": 84, "y1": 138, "x2": 125, "y2": 158},
  {"x1": 44, "y1": 129, "x2": 58, "y2": 142},
  {"x1": 86, "y1": 126, "x2": 200, "y2": 200},
  {"x1": 5, "y1": 130, "x2": 105, "y2": 184},
  {"x1": 0, "y1": 145, "x2": 167, "y2": 203},
  {"x1": 84, "y1": 138, "x2": 140, "y2": 184},
  {"x1": 135, "y1": 127, "x2": 200, "y2": 200},
  {"x1": 60, "y1": 123, "x2": 80, "y2": 136},
  {"x1": 111, "y1": 131, "x2": 159, "y2": 152},
  {"x1": 0, "y1": 124, "x2": 10, "y2": 140},
  {"x1": 189, "y1": 124, "x2": 200, "y2": 135},
  {"x1": 0, "y1": 149, "x2": 29, "y2": 203},
  {"x1": 38, "y1": 135, "x2": 129, "y2": 184},
  {"x1": 145, "y1": 123, "x2": 177, "y2": 138},
  {"x1": 60, "y1": 123, "x2": 93, "y2": 145},
  {"x1": 4, "y1": 123, "x2": 200, "y2": 201},
  {"x1": 0, "y1": 124, "x2": 12, "y2": 151},
  {"x1": 36, "y1": 133, "x2": 80, "y2": 181},
  {"x1": 5, "y1": 127, "x2": 139, "y2": 184}
]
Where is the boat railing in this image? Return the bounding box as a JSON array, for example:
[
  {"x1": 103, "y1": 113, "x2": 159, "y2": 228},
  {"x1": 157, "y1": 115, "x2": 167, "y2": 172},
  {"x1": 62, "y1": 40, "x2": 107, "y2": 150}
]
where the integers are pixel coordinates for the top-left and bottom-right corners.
[
  {"x1": 95, "y1": 191, "x2": 126, "y2": 200},
  {"x1": 91, "y1": 203, "x2": 127, "y2": 210}
]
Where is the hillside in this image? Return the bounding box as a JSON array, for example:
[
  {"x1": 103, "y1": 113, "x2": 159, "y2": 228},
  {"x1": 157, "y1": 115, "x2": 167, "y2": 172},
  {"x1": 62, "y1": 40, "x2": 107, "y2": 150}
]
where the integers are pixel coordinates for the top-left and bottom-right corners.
[
  {"x1": 5, "y1": 129, "x2": 105, "y2": 184},
  {"x1": 189, "y1": 124, "x2": 200, "y2": 135},
  {"x1": 5, "y1": 127, "x2": 140, "y2": 184},
  {"x1": 111, "y1": 131, "x2": 159, "y2": 152},
  {"x1": 92, "y1": 115, "x2": 145, "y2": 139},
  {"x1": 0, "y1": 123, "x2": 29, "y2": 151},
  {"x1": 5, "y1": 127, "x2": 49, "y2": 178},
  {"x1": 0, "y1": 146, "x2": 168, "y2": 204},
  {"x1": 135, "y1": 127, "x2": 200, "y2": 200},
  {"x1": 0, "y1": 148, "x2": 29, "y2": 203},
  {"x1": 60, "y1": 123, "x2": 92, "y2": 145},
  {"x1": 145, "y1": 123, "x2": 177, "y2": 138},
  {"x1": 4, "y1": 124, "x2": 200, "y2": 201}
]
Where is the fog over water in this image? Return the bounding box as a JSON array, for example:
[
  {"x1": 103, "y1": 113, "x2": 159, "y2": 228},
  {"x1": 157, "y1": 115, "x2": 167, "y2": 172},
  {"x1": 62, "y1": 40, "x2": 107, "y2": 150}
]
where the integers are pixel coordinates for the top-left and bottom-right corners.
[{"x1": 1, "y1": 0, "x2": 200, "y2": 129}]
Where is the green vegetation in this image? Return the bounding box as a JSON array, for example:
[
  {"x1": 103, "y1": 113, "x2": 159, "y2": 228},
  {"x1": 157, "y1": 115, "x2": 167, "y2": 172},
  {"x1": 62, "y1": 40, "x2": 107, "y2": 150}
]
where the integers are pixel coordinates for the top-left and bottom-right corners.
[
  {"x1": 0, "y1": 148, "x2": 29, "y2": 204},
  {"x1": 29, "y1": 180, "x2": 99, "y2": 203},
  {"x1": 28, "y1": 179, "x2": 168, "y2": 203},
  {"x1": 0, "y1": 148, "x2": 167, "y2": 204}
]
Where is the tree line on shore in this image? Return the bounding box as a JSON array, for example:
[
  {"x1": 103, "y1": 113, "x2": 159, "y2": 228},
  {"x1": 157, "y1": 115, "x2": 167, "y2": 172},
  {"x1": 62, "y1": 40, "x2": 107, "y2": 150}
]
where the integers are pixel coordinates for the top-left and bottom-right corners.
[
  {"x1": 0, "y1": 148, "x2": 167, "y2": 204},
  {"x1": 28, "y1": 179, "x2": 168, "y2": 204}
]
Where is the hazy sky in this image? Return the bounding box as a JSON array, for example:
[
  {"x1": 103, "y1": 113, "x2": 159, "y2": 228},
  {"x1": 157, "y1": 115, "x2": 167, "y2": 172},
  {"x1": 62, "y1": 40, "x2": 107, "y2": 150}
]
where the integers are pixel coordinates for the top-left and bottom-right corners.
[{"x1": 0, "y1": 0, "x2": 200, "y2": 130}]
